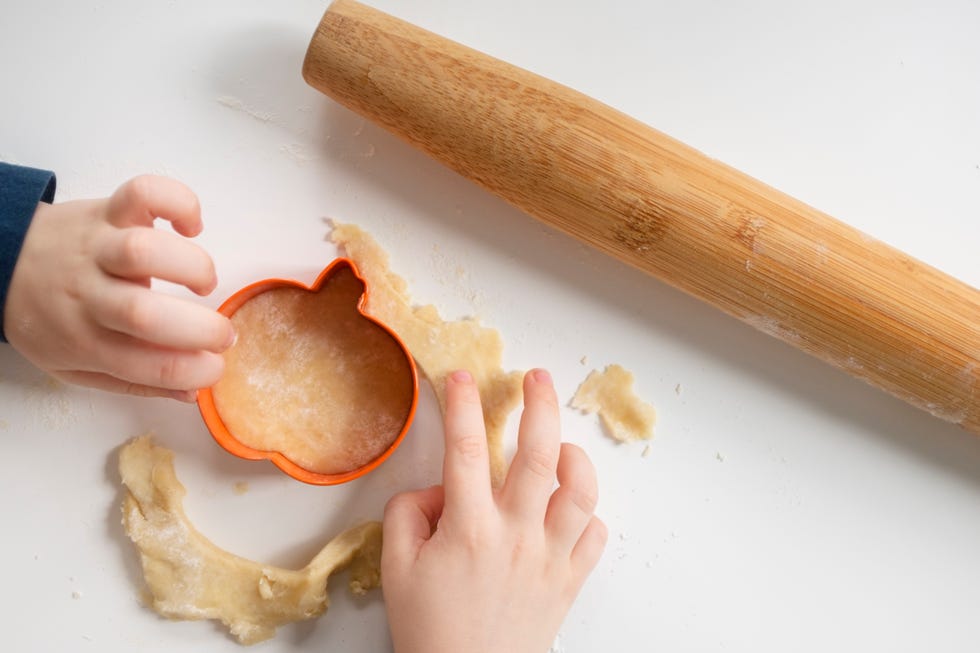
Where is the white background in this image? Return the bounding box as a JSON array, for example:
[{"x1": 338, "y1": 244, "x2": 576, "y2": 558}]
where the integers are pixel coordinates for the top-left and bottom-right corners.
[{"x1": 1, "y1": 1, "x2": 978, "y2": 651}]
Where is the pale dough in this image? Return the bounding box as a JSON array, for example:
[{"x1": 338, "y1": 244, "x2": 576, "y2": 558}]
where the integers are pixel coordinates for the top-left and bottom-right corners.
[
  {"x1": 118, "y1": 224, "x2": 524, "y2": 644},
  {"x1": 331, "y1": 222, "x2": 523, "y2": 485},
  {"x1": 212, "y1": 265, "x2": 415, "y2": 475},
  {"x1": 118, "y1": 436, "x2": 382, "y2": 645},
  {"x1": 571, "y1": 364, "x2": 656, "y2": 442}
]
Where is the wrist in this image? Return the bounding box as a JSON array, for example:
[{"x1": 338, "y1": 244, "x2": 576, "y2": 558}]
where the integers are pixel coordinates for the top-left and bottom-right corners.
[{"x1": 0, "y1": 163, "x2": 56, "y2": 342}]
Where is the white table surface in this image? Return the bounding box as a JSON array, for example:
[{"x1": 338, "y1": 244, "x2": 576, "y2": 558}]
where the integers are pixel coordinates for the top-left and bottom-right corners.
[{"x1": 2, "y1": 1, "x2": 978, "y2": 651}]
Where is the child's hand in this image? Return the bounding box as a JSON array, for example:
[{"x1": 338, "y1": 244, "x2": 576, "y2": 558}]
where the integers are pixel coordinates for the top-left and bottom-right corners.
[
  {"x1": 3, "y1": 175, "x2": 233, "y2": 402},
  {"x1": 382, "y1": 369, "x2": 607, "y2": 653}
]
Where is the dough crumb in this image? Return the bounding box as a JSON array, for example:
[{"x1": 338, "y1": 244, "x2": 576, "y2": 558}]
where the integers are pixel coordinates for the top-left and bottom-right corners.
[
  {"x1": 232, "y1": 481, "x2": 249, "y2": 495},
  {"x1": 641, "y1": 444, "x2": 652, "y2": 458},
  {"x1": 571, "y1": 365, "x2": 656, "y2": 442},
  {"x1": 71, "y1": 591, "x2": 82, "y2": 600},
  {"x1": 674, "y1": 383, "x2": 682, "y2": 395},
  {"x1": 118, "y1": 436, "x2": 381, "y2": 645},
  {"x1": 716, "y1": 451, "x2": 725, "y2": 462}
]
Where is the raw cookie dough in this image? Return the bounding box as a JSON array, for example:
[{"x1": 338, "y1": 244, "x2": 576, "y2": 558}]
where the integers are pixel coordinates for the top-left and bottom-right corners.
[
  {"x1": 118, "y1": 227, "x2": 528, "y2": 644},
  {"x1": 212, "y1": 264, "x2": 415, "y2": 475},
  {"x1": 331, "y1": 222, "x2": 523, "y2": 485},
  {"x1": 571, "y1": 364, "x2": 656, "y2": 442},
  {"x1": 118, "y1": 436, "x2": 382, "y2": 645}
]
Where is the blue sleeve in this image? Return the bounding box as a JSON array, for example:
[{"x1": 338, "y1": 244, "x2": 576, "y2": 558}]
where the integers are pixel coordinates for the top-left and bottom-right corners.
[{"x1": 0, "y1": 162, "x2": 57, "y2": 343}]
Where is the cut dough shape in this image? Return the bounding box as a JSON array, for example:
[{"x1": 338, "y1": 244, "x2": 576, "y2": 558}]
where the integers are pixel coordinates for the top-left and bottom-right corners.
[
  {"x1": 212, "y1": 265, "x2": 415, "y2": 475},
  {"x1": 118, "y1": 436, "x2": 382, "y2": 645},
  {"x1": 571, "y1": 364, "x2": 656, "y2": 442},
  {"x1": 331, "y1": 222, "x2": 523, "y2": 485}
]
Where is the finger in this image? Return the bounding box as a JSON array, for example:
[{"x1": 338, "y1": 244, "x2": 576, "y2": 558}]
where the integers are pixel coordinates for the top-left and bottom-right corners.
[
  {"x1": 382, "y1": 485, "x2": 445, "y2": 569},
  {"x1": 570, "y1": 516, "x2": 608, "y2": 580},
  {"x1": 86, "y1": 279, "x2": 233, "y2": 353},
  {"x1": 545, "y1": 443, "x2": 600, "y2": 554},
  {"x1": 55, "y1": 370, "x2": 198, "y2": 402},
  {"x1": 106, "y1": 175, "x2": 203, "y2": 237},
  {"x1": 97, "y1": 226, "x2": 218, "y2": 296},
  {"x1": 441, "y1": 370, "x2": 494, "y2": 519},
  {"x1": 500, "y1": 369, "x2": 561, "y2": 522},
  {"x1": 91, "y1": 332, "x2": 226, "y2": 391}
]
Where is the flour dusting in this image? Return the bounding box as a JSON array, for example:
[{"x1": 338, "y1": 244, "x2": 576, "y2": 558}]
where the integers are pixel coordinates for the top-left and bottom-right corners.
[{"x1": 216, "y1": 95, "x2": 277, "y2": 124}]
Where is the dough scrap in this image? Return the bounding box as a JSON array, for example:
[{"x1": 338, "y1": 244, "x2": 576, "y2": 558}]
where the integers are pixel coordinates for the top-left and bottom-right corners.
[
  {"x1": 571, "y1": 364, "x2": 656, "y2": 442},
  {"x1": 330, "y1": 222, "x2": 523, "y2": 485},
  {"x1": 118, "y1": 436, "x2": 382, "y2": 645}
]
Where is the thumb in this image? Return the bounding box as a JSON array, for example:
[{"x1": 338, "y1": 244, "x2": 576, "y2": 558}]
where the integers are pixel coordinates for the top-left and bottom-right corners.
[{"x1": 382, "y1": 485, "x2": 445, "y2": 568}]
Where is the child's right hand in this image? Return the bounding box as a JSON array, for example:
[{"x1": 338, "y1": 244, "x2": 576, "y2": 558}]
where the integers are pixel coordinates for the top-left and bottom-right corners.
[
  {"x1": 3, "y1": 175, "x2": 233, "y2": 402},
  {"x1": 382, "y1": 369, "x2": 607, "y2": 653}
]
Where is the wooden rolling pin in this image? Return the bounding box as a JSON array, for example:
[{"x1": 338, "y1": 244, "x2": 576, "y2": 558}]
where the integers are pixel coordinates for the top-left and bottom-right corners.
[{"x1": 303, "y1": 0, "x2": 980, "y2": 434}]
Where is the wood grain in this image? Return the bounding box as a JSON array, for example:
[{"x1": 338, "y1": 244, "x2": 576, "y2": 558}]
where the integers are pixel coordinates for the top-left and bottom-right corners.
[{"x1": 303, "y1": 0, "x2": 980, "y2": 434}]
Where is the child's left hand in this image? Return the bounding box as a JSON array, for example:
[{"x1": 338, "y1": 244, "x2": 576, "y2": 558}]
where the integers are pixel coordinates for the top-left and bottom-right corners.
[{"x1": 3, "y1": 175, "x2": 233, "y2": 402}]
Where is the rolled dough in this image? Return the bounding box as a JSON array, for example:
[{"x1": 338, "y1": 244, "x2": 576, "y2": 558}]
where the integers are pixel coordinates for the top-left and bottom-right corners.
[{"x1": 118, "y1": 436, "x2": 382, "y2": 645}]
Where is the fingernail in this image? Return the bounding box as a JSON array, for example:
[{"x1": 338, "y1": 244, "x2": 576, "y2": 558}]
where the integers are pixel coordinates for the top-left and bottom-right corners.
[
  {"x1": 173, "y1": 389, "x2": 198, "y2": 403},
  {"x1": 223, "y1": 324, "x2": 237, "y2": 351},
  {"x1": 532, "y1": 368, "x2": 552, "y2": 384},
  {"x1": 450, "y1": 370, "x2": 473, "y2": 384}
]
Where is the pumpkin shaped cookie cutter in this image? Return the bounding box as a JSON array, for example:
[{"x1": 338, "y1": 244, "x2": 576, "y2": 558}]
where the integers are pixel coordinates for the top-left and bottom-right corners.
[{"x1": 197, "y1": 257, "x2": 418, "y2": 485}]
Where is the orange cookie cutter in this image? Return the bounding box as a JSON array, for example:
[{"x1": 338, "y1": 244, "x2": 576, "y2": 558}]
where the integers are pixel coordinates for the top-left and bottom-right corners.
[{"x1": 197, "y1": 258, "x2": 418, "y2": 485}]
